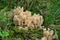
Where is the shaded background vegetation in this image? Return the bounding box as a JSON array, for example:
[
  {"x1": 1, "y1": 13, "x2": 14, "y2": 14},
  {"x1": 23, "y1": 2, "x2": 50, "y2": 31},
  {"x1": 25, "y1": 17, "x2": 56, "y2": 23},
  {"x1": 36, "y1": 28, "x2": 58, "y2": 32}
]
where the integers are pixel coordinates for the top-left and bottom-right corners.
[{"x1": 0, "y1": 0, "x2": 60, "y2": 40}]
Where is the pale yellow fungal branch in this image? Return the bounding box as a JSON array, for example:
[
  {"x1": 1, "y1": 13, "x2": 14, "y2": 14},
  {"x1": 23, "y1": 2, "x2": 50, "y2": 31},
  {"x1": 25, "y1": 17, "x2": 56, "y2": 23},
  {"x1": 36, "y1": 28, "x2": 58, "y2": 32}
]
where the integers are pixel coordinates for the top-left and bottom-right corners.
[{"x1": 13, "y1": 7, "x2": 44, "y2": 30}]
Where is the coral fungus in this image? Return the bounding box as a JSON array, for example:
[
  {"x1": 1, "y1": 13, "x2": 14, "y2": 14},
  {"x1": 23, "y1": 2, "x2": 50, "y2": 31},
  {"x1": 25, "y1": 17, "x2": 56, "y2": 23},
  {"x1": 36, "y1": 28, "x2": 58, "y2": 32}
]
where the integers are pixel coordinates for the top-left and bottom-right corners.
[
  {"x1": 13, "y1": 7, "x2": 43, "y2": 30},
  {"x1": 41, "y1": 28, "x2": 55, "y2": 40}
]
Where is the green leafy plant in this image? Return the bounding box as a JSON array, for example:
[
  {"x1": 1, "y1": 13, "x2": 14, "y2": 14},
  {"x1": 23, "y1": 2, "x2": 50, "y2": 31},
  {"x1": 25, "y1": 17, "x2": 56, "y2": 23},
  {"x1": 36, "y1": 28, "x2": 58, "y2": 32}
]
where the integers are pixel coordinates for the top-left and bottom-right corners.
[{"x1": 0, "y1": 31, "x2": 9, "y2": 37}]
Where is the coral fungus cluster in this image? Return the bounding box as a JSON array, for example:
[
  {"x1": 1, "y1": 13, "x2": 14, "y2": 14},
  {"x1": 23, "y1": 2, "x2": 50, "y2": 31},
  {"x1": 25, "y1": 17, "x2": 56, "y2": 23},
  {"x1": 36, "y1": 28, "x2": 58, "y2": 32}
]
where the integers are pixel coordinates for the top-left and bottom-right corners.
[
  {"x1": 13, "y1": 7, "x2": 55, "y2": 40},
  {"x1": 41, "y1": 28, "x2": 55, "y2": 40},
  {"x1": 13, "y1": 7, "x2": 43, "y2": 29}
]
